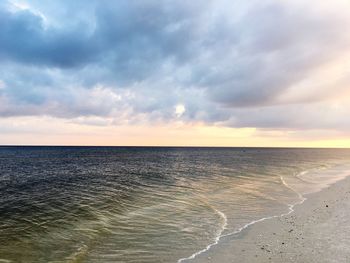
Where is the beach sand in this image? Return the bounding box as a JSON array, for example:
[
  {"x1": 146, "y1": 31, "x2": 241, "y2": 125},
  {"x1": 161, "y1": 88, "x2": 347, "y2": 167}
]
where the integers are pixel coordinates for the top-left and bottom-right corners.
[{"x1": 192, "y1": 175, "x2": 350, "y2": 263}]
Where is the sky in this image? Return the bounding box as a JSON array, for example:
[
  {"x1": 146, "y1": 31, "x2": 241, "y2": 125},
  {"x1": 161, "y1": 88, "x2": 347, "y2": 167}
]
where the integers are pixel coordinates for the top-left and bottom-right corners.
[{"x1": 0, "y1": 0, "x2": 350, "y2": 147}]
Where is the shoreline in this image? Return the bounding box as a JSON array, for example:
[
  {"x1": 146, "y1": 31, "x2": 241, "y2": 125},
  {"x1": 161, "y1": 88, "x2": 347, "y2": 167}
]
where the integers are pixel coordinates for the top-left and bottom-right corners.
[
  {"x1": 177, "y1": 173, "x2": 307, "y2": 263},
  {"x1": 187, "y1": 171, "x2": 350, "y2": 263}
]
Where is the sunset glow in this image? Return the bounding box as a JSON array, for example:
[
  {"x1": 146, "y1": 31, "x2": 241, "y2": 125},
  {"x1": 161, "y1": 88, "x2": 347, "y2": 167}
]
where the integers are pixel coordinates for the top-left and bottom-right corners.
[{"x1": 1, "y1": 0, "x2": 350, "y2": 146}]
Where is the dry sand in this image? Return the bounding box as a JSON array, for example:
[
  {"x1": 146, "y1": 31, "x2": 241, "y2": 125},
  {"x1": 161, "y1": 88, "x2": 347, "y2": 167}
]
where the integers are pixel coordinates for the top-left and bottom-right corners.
[{"x1": 191, "y1": 175, "x2": 350, "y2": 263}]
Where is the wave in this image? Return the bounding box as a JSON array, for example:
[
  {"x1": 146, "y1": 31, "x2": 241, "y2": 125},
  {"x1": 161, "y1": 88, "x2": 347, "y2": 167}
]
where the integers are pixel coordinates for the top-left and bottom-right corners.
[
  {"x1": 177, "y1": 173, "x2": 307, "y2": 263},
  {"x1": 177, "y1": 207, "x2": 227, "y2": 263}
]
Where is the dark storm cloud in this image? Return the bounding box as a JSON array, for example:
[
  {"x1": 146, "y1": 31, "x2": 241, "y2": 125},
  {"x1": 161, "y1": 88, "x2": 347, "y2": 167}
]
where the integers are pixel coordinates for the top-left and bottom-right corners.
[
  {"x1": 0, "y1": 0, "x2": 350, "y2": 130},
  {"x1": 0, "y1": 8, "x2": 95, "y2": 67},
  {"x1": 0, "y1": 0, "x2": 202, "y2": 70}
]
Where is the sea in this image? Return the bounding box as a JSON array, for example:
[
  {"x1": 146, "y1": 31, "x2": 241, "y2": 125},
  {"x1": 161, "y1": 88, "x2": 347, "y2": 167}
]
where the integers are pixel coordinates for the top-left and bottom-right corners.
[{"x1": 0, "y1": 147, "x2": 350, "y2": 263}]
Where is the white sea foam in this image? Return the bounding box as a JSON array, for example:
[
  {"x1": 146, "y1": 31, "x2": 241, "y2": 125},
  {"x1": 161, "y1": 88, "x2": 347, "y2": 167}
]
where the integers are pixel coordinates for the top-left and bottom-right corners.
[
  {"x1": 178, "y1": 207, "x2": 227, "y2": 263},
  {"x1": 280, "y1": 173, "x2": 306, "y2": 202},
  {"x1": 177, "y1": 173, "x2": 307, "y2": 263},
  {"x1": 294, "y1": 170, "x2": 315, "y2": 184}
]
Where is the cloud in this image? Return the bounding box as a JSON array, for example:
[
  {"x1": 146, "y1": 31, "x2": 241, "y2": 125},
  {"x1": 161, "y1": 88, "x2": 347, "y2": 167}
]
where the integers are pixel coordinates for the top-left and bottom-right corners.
[{"x1": 0, "y1": 0, "x2": 350, "y2": 132}]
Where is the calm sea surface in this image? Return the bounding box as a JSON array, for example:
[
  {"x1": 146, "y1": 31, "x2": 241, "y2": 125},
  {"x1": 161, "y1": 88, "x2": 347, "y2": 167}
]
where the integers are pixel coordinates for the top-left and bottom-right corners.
[{"x1": 0, "y1": 147, "x2": 350, "y2": 262}]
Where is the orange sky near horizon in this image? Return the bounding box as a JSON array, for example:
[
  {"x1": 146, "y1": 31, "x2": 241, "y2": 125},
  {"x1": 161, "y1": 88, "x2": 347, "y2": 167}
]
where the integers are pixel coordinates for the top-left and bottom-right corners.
[{"x1": 1, "y1": 117, "x2": 350, "y2": 148}]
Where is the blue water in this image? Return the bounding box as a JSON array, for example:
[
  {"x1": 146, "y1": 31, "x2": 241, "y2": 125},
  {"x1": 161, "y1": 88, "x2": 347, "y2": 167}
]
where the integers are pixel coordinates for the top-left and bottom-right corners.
[{"x1": 0, "y1": 147, "x2": 349, "y2": 262}]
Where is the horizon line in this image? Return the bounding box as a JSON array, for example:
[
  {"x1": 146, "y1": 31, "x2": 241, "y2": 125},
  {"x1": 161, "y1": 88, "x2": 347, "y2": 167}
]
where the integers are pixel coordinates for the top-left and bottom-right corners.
[{"x1": 1, "y1": 145, "x2": 349, "y2": 149}]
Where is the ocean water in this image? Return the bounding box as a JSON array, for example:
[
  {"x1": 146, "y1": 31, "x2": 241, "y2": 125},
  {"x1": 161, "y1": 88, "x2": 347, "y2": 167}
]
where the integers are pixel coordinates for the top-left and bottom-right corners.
[{"x1": 0, "y1": 147, "x2": 350, "y2": 263}]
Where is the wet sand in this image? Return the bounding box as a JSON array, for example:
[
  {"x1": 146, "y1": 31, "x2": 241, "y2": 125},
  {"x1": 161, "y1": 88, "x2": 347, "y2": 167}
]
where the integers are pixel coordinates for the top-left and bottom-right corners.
[{"x1": 192, "y1": 175, "x2": 350, "y2": 263}]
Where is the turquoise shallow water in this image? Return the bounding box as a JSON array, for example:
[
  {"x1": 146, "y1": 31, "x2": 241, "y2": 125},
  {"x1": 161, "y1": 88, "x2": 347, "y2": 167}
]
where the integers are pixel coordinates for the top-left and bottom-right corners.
[{"x1": 0, "y1": 147, "x2": 349, "y2": 262}]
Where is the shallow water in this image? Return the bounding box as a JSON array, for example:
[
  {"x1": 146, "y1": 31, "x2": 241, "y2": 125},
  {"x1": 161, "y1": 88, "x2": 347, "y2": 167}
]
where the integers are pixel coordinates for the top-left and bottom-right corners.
[{"x1": 0, "y1": 147, "x2": 349, "y2": 262}]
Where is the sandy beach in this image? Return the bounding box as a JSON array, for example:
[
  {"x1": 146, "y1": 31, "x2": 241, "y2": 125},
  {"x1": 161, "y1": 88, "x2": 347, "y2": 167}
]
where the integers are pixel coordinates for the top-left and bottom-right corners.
[{"x1": 192, "y1": 174, "x2": 350, "y2": 263}]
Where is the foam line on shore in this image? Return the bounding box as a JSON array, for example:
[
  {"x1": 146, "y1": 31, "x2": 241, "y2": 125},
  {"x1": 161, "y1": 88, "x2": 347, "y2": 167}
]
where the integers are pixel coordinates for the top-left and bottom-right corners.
[
  {"x1": 177, "y1": 174, "x2": 306, "y2": 263},
  {"x1": 178, "y1": 207, "x2": 227, "y2": 263}
]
